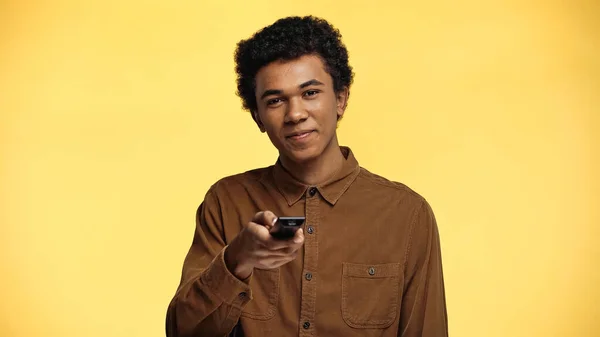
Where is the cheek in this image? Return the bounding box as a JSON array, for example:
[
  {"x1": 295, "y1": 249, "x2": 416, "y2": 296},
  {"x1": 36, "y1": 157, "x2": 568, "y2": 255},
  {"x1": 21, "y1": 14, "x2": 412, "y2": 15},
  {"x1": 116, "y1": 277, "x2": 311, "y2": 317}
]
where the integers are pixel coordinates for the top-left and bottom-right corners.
[
  {"x1": 306, "y1": 97, "x2": 327, "y2": 111},
  {"x1": 325, "y1": 99, "x2": 341, "y2": 122},
  {"x1": 258, "y1": 110, "x2": 281, "y2": 128},
  {"x1": 260, "y1": 113, "x2": 284, "y2": 139}
]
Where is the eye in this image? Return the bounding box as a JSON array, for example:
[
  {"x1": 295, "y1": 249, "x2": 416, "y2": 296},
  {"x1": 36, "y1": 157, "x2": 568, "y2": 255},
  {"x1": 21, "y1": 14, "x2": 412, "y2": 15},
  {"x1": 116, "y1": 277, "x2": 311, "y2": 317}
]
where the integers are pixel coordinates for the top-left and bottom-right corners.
[
  {"x1": 267, "y1": 98, "x2": 283, "y2": 106},
  {"x1": 303, "y1": 90, "x2": 319, "y2": 97}
]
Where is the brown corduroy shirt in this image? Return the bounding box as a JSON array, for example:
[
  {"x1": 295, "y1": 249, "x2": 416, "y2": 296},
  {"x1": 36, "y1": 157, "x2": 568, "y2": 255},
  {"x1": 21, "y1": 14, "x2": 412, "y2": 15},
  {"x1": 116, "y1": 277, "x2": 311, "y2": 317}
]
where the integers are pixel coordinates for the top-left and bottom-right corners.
[{"x1": 166, "y1": 147, "x2": 448, "y2": 337}]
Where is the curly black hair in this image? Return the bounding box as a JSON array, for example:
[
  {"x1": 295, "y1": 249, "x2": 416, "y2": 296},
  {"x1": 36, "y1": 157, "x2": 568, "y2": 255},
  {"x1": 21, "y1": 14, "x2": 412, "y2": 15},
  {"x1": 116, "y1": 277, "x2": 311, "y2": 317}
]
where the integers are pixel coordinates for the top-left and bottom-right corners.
[{"x1": 234, "y1": 15, "x2": 354, "y2": 114}]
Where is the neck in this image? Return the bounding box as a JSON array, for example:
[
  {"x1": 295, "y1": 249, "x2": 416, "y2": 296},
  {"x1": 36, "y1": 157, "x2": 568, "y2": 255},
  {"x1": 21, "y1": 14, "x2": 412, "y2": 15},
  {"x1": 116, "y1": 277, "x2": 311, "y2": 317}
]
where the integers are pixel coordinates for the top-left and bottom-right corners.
[{"x1": 279, "y1": 140, "x2": 345, "y2": 186}]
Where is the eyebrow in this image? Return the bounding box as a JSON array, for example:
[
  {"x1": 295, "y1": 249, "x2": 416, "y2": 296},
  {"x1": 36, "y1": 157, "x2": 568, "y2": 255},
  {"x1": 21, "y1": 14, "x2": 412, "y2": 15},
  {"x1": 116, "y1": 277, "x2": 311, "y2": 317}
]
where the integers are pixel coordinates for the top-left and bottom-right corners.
[
  {"x1": 260, "y1": 79, "x2": 324, "y2": 100},
  {"x1": 299, "y1": 79, "x2": 324, "y2": 89}
]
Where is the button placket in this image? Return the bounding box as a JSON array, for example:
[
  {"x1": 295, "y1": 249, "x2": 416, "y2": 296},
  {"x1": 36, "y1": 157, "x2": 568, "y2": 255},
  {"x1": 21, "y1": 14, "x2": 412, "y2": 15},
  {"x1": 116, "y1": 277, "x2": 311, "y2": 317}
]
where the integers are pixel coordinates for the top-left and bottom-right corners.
[{"x1": 299, "y1": 184, "x2": 319, "y2": 336}]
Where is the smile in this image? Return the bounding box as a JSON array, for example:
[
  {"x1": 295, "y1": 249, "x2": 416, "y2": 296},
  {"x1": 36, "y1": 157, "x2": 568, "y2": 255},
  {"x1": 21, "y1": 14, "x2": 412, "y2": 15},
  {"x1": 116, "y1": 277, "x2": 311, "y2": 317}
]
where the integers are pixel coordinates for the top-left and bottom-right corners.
[{"x1": 287, "y1": 131, "x2": 314, "y2": 141}]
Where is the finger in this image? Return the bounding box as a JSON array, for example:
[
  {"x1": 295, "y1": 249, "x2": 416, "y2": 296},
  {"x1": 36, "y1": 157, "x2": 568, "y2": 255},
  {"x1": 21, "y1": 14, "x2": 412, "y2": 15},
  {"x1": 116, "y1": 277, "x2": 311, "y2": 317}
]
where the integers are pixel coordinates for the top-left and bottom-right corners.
[
  {"x1": 251, "y1": 211, "x2": 265, "y2": 225},
  {"x1": 253, "y1": 247, "x2": 292, "y2": 258},
  {"x1": 260, "y1": 227, "x2": 305, "y2": 250},
  {"x1": 292, "y1": 228, "x2": 304, "y2": 244},
  {"x1": 264, "y1": 211, "x2": 279, "y2": 230},
  {"x1": 248, "y1": 224, "x2": 295, "y2": 251},
  {"x1": 269, "y1": 244, "x2": 303, "y2": 256},
  {"x1": 258, "y1": 236, "x2": 293, "y2": 250},
  {"x1": 246, "y1": 222, "x2": 272, "y2": 242},
  {"x1": 252, "y1": 210, "x2": 278, "y2": 229}
]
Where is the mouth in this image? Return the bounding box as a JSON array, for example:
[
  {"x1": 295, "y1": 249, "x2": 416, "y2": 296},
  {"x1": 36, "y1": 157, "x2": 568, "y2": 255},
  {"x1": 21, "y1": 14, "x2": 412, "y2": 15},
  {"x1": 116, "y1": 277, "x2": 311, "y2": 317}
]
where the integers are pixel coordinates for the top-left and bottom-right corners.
[{"x1": 286, "y1": 130, "x2": 314, "y2": 140}]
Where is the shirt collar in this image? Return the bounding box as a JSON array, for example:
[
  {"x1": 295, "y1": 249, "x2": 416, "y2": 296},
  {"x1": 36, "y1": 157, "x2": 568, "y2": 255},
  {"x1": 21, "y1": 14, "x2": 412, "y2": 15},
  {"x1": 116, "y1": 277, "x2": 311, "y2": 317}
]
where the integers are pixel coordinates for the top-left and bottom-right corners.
[{"x1": 267, "y1": 146, "x2": 361, "y2": 206}]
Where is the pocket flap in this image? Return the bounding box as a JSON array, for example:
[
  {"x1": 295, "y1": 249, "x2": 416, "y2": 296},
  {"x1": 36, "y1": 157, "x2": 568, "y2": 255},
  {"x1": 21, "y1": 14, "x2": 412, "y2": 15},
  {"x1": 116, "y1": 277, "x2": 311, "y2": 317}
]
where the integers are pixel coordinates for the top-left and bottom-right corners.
[{"x1": 343, "y1": 262, "x2": 401, "y2": 278}]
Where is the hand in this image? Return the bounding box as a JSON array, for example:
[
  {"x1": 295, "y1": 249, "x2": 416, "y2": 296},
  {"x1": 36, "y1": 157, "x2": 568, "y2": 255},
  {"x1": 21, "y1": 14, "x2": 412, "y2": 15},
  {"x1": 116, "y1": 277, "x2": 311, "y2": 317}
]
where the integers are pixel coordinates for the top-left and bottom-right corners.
[{"x1": 224, "y1": 211, "x2": 304, "y2": 280}]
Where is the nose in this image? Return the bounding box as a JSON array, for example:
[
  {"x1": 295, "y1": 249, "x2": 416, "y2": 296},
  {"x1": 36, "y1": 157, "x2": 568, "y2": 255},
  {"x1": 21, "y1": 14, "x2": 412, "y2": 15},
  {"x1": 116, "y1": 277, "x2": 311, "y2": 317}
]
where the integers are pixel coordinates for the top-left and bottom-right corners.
[{"x1": 284, "y1": 97, "x2": 308, "y2": 124}]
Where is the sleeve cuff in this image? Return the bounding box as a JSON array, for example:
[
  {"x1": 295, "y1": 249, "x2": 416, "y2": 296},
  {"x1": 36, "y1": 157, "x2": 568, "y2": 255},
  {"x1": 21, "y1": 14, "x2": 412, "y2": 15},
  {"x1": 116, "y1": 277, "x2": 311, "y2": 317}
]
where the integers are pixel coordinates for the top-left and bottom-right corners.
[{"x1": 200, "y1": 247, "x2": 253, "y2": 305}]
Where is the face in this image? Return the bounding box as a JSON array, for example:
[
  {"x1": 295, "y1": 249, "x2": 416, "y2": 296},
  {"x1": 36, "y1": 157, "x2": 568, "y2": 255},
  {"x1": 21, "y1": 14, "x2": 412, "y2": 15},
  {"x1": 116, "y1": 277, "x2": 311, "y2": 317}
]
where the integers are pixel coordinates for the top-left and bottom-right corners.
[{"x1": 253, "y1": 54, "x2": 348, "y2": 164}]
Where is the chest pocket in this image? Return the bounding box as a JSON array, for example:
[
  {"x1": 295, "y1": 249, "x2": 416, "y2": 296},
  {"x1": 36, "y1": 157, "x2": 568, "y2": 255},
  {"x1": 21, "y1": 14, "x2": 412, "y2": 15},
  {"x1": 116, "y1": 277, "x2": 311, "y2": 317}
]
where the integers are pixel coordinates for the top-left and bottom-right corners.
[
  {"x1": 241, "y1": 268, "x2": 280, "y2": 320},
  {"x1": 341, "y1": 262, "x2": 402, "y2": 329}
]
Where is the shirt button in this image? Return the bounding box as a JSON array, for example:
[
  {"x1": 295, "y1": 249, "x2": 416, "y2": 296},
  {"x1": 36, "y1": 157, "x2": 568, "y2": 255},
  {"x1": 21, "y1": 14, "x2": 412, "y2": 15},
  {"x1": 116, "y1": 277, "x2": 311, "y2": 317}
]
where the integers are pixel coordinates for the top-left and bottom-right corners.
[
  {"x1": 305, "y1": 272, "x2": 312, "y2": 281},
  {"x1": 238, "y1": 292, "x2": 247, "y2": 299},
  {"x1": 308, "y1": 187, "x2": 318, "y2": 196},
  {"x1": 307, "y1": 226, "x2": 314, "y2": 234},
  {"x1": 303, "y1": 321, "x2": 310, "y2": 329},
  {"x1": 368, "y1": 267, "x2": 376, "y2": 276}
]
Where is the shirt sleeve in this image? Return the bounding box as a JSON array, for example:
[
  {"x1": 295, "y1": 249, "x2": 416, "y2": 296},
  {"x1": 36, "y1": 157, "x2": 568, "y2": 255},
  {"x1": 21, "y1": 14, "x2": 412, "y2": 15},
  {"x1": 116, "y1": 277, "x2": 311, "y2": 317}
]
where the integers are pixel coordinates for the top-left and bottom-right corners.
[
  {"x1": 398, "y1": 199, "x2": 448, "y2": 337},
  {"x1": 166, "y1": 186, "x2": 253, "y2": 337}
]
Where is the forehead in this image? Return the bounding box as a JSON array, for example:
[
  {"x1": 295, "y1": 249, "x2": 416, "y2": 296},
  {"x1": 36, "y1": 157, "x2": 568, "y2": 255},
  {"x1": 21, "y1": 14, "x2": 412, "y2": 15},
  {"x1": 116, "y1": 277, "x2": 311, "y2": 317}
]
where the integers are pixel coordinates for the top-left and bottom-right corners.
[{"x1": 255, "y1": 54, "x2": 332, "y2": 93}]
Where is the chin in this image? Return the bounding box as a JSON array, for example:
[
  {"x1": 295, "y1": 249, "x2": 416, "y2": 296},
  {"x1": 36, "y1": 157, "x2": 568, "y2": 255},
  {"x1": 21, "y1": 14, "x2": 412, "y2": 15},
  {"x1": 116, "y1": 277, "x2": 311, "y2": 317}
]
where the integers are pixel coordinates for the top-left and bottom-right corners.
[{"x1": 281, "y1": 145, "x2": 322, "y2": 164}]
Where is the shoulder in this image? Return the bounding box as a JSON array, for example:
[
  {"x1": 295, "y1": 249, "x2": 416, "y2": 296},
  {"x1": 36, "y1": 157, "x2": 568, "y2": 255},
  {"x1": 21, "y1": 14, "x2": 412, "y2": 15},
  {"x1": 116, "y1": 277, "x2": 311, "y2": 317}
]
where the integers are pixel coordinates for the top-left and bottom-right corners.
[
  {"x1": 357, "y1": 166, "x2": 427, "y2": 206},
  {"x1": 205, "y1": 166, "x2": 273, "y2": 199},
  {"x1": 354, "y1": 167, "x2": 438, "y2": 243},
  {"x1": 357, "y1": 167, "x2": 438, "y2": 236}
]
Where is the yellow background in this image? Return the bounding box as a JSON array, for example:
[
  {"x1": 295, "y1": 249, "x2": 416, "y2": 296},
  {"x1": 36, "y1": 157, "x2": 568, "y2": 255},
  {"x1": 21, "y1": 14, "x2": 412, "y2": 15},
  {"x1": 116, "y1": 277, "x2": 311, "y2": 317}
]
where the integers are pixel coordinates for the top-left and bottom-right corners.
[{"x1": 1, "y1": 0, "x2": 598, "y2": 336}]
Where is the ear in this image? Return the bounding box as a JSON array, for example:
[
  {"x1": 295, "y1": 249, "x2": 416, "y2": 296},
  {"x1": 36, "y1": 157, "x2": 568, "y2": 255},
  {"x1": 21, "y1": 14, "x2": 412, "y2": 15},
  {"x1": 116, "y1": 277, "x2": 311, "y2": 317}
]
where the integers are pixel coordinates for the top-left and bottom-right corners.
[
  {"x1": 251, "y1": 110, "x2": 266, "y2": 133},
  {"x1": 336, "y1": 87, "x2": 349, "y2": 120}
]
